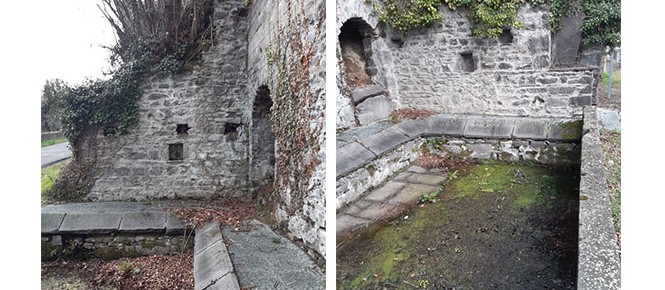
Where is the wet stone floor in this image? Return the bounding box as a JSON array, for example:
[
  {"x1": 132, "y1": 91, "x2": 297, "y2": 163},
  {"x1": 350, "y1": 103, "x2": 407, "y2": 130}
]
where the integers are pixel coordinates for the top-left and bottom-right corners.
[{"x1": 337, "y1": 162, "x2": 580, "y2": 289}]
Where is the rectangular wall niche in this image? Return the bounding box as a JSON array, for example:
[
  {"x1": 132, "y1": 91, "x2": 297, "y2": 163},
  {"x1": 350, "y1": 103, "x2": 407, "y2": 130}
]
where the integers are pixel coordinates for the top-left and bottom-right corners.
[
  {"x1": 168, "y1": 143, "x2": 184, "y2": 161},
  {"x1": 176, "y1": 124, "x2": 190, "y2": 135},
  {"x1": 461, "y1": 52, "x2": 476, "y2": 72},
  {"x1": 224, "y1": 122, "x2": 241, "y2": 142}
]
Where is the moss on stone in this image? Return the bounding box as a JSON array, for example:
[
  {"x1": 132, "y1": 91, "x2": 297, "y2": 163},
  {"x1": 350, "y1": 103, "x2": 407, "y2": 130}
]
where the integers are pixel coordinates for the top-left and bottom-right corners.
[{"x1": 560, "y1": 120, "x2": 583, "y2": 141}]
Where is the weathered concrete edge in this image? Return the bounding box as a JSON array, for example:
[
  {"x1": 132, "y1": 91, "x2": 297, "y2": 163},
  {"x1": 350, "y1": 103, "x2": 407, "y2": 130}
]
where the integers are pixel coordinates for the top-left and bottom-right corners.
[{"x1": 577, "y1": 106, "x2": 621, "y2": 289}]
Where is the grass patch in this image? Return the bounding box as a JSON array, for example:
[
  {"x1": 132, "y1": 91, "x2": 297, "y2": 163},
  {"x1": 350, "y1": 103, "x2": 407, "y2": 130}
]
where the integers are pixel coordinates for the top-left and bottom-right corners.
[
  {"x1": 600, "y1": 130, "x2": 621, "y2": 233},
  {"x1": 41, "y1": 160, "x2": 69, "y2": 205},
  {"x1": 41, "y1": 137, "x2": 67, "y2": 147},
  {"x1": 600, "y1": 70, "x2": 621, "y2": 89}
]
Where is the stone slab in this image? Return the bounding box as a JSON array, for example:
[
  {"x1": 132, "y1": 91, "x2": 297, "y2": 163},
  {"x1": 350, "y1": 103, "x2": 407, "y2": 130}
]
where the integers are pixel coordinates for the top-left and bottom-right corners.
[
  {"x1": 463, "y1": 116, "x2": 514, "y2": 139},
  {"x1": 406, "y1": 166, "x2": 428, "y2": 174},
  {"x1": 513, "y1": 119, "x2": 548, "y2": 140},
  {"x1": 364, "y1": 181, "x2": 407, "y2": 202},
  {"x1": 467, "y1": 143, "x2": 494, "y2": 159},
  {"x1": 166, "y1": 213, "x2": 188, "y2": 235},
  {"x1": 393, "y1": 171, "x2": 413, "y2": 182},
  {"x1": 41, "y1": 202, "x2": 156, "y2": 214},
  {"x1": 357, "y1": 126, "x2": 410, "y2": 156},
  {"x1": 390, "y1": 183, "x2": 438, "y2": 205},
  {"x1": 119, "y1": 212, "x2": 166, "y2": 233},
  {"x1": 343, "y1": 199, "x2": 374, "y2": 216},
  {"x1": 337, "y1": 142, "x2": 377, "y2": 178},
  {"x1": 222, "y1": 220, "x2": 324, "y2": 289},
  {"x1": 195, "y1": 221, "x2": 224, "y2": 255},
  {"x1": 597, "y1": 108, "x2": 621, "y2": 132},
  {"x1": 356, "y1": 95, "x2": 393, "y2": 125},
  {"x1": 427, "y1": 114, "x2": 467, "y2": 136},
  {"x1": 547, "y1": 119, "x2": 583, "y2": 141},
  {"x1": 351, "y1": 85, "x2": 386, "y2": 104},
  {"x1": 403, "y1": 173, "x2": 448, "y2": 186},
  {"x1": 337, "y1": 214, "x2": 372, "y2": 236},
  {"x1": 41, "y1": 213, "x2": 65, "y2": 234},
  {"x1": 354, "y1": 202, "x2": 405, "y2": 221},
  {"x1": 394, "y1": 118, "x2": 429, "y2": 138},
  {"x1": 58, "y1": 213, "x2": 123, "y2": 234},
  {"x1": 194, "y1": 239, "x2": 237, "y2": 290}
]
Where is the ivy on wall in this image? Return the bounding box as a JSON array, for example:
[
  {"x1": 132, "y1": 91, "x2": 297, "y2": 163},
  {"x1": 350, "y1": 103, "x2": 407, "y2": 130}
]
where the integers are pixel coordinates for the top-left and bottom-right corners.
[
  {"x1": 268, "y1": 1, "x2": 324, "y2": 215},
  {"x1": 372, "y1": 0, "x2": 621, "y2": 47}
]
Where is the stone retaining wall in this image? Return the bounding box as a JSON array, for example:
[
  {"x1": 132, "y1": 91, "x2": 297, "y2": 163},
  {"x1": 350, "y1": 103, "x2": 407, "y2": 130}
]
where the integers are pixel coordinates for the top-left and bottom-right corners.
[{"x1": 42, "y1": 234, "x2": 193, "y2": 260}]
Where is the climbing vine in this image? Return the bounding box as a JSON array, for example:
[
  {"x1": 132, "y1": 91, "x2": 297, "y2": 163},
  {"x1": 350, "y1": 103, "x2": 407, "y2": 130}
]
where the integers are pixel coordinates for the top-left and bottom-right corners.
[
  {"x1": 268, "y1": 1, "x2": 324, "y2": 214},
  {"x1": 372, "y1": 0, "x2": 620, "y2": 46}
]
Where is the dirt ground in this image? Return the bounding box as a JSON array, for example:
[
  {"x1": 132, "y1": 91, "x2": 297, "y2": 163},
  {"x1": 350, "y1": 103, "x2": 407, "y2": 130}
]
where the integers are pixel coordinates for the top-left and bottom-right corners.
[{"x1": 338, "y1": 163, "x2": 580, "y2": 289}]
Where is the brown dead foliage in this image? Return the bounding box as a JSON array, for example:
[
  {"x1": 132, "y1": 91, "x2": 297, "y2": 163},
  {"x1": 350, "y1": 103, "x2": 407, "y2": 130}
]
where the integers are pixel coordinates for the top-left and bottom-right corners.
[
  {"x1": 390, "y1": 108, "x2": 436, "y2": 123},
  {"x1": 165, "y1": 197, "x2": 276, "y2": 231},
  {"x1": 42, "y1": 252, "x2": 194, "y2": 290}
]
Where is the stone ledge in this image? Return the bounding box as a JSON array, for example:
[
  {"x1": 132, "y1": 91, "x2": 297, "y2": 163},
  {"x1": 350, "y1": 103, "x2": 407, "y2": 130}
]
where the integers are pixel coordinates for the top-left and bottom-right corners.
[
  {"x1": 577, "y1": 106, "x2": 621, "y2": 289},
  {"x1": 194, "y1": 221, "x2": 239, "y2": 290},
  {"x1": 351, "y1": 85, "x2": 386, "y2": 104}
]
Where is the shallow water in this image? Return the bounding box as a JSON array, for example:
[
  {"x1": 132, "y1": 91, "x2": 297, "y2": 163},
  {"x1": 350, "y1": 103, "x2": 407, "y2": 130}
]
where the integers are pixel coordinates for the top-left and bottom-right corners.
[{"x1": 337, "y1": 162, "x2": 580, "y2": 289}]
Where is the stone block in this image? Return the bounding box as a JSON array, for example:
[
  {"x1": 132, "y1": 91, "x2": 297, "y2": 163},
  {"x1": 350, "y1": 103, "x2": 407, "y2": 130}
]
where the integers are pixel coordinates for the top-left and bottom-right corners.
[
  {"x1": 166, "y1": 213, "x2": 188, "y2": 235},
  {"x1": 336, "y1": 142, "x2": 377, "y2": 178},
  {"x1": 357, "y1": 126, "x2": 410, "y2": 156},
  {"x1": 354, "y1": 202, "x2": 405, "y2": 221},
  {"x1": 394, "y1": 118, "x2": 429, "y2": 138},
  {"x1": 195, "y1": 222, "x2": 224, "y2": 255},
  {"x1": 119, "y1": 212, "x2": 166, "y2": 233},
  {"x1": 41, "y1": 213, "x2": 65, "y2": 234},
  {"x1": 390, "y1": 183, "x2": 438, "y2": 205},
  {"x1": 570, "y1": 96, "x2": 592, "y2": 107},
  {"x1": 364, "y1": 181, "x2": 407, "y2": 202},
  {"x1": 513, "y1": 119, "x2": 548, "y2": 140},
  {"x1": 403, "y1": 173, "x2": 448, "y2": 186},
  {"x1": 467, "y1": 143, "x2": 494, "y2": 159},
  {"x1": 356, "y1": 95, "x2": 393, "y2": 125},
  {"x1": 59, "y1": 213, "x2": 122, "y2": 234},
  {"x1": 463, "y1": 116, "x2": 514, "y2": 139},
  {"x1": 427, "y1": 115, "x2": 467, "y2": 136},
  {"x1": 336, "y1": 214, "x2": 371, "y2": 236},
  {"x1": 547, "y1": 119, "x2": 583, "y2": 141},
  {"x1": 343, "y1": 199, "x2": 374, "y2": 216},
  {"x1": 194, "y1": 238, "x2": 238, "y2": 290},
  {"x1": 351, "y1": 85, "x2": 386, "y2": 104}
]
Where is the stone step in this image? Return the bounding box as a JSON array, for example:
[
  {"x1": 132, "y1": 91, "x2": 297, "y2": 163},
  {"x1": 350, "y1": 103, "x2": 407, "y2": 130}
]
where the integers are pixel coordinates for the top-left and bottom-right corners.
[
  {"x1": 194, "y1": 222, "x2": 240, "y2": 290},
  {"x1": 351, "y1": 85, "x2": 386, "y2": 104}
]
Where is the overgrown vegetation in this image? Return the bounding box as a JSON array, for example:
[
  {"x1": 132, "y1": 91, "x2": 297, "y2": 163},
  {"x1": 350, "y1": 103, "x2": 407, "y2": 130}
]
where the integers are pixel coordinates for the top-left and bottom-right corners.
[
  {"x1": 46, "y1": 0, "x2": 214, "y2": 201},
  {"x1": 600, "y1": 130, "x2": 621, "y2": 234},
  {"x1": 371, "y1": 0, "x2": 620, "y2": 47},
  {"x1": 41, "y1": 160, "x2": 70, "y2": 205}
]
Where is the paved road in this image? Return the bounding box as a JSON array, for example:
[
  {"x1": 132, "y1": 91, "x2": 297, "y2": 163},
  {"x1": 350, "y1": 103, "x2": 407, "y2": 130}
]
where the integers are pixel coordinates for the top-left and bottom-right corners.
[{"x1": 41, "y1": 142, "x2": 72, "y2": 167}]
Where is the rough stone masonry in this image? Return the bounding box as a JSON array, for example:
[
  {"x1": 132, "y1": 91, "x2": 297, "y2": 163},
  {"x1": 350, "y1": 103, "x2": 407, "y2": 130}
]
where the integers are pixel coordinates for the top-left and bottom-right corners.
[
  {"x1": 336, "y1": 2, "x2": 599, "y2": 131},
  {"x1": 83, "y1": 0, "x2": 326, "y2": 258}
]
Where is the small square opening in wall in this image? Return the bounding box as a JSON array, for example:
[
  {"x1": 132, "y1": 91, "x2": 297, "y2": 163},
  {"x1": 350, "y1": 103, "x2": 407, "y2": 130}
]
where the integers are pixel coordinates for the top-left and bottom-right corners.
[
  {"x1": 176, "y1": 124, "x2": 190, "y2": 135},
  {"x1": 224, "y1": 122, "x2": 241, "y2": 141},
  {"x1": 461, "y1": 52, "x2": 476, "y2": 72},
  {"x1": 498, "y1": 28, "x2": 514, "y2": 44},
  {"x1": 168, "y1": 143, "x2": 184, "y2": 161}
]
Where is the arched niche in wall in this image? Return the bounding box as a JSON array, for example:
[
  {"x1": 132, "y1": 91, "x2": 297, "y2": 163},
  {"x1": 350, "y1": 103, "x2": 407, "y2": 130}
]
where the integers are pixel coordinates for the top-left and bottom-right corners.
[
  {"x1": 339, "y1": 17, "x2": 376, "y2": 89},
  {"x1": 249, "y1": 85, "x2": 275, "y2": 199}
]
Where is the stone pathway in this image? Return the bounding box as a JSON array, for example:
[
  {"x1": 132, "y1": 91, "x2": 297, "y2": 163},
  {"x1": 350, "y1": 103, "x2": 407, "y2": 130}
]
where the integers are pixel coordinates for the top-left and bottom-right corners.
[
  {"x1": 41, "y1": 202, "x2": 323, "y2": 289},
  {"x1": 337, "y1": 165, "x2": 448, "y2": 242}
]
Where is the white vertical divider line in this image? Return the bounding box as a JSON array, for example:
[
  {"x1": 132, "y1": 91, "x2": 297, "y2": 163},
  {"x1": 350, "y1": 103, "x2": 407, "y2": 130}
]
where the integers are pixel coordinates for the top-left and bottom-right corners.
[{"x1": 324, "y1": 0, "x2": 337, "y2": 288}]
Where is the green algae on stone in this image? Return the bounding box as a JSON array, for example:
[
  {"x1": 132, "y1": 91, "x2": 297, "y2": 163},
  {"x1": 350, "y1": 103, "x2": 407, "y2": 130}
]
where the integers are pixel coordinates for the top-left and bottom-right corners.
[
  {"x1": 560, "y1": 120, "x2": 583, "y2": 141},
  {"x1": 337, "y1": 162, "x2": 580, "y2": 289}
]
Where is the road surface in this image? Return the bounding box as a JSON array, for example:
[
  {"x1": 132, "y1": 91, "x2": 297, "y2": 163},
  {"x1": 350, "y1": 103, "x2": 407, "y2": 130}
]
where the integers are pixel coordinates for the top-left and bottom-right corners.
[{"x1": 41, "y1": 142, "x2": 72, "y2": 167}]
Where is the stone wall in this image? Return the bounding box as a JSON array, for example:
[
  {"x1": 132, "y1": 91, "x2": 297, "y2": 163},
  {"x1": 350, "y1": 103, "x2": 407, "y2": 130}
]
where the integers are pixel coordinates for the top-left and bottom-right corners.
[
  {"x1": 42, "y1": 234, "x2": 193, "y2": 260},
  {"x1": 249, "y1": 0, "x2": 327, "y2": 258},
  {"x1": 88, "y1": 0, "x2": 252, "y2": 201},
  {"x1": 335, "y1": 2, "x2": 600, "y2": 130}
]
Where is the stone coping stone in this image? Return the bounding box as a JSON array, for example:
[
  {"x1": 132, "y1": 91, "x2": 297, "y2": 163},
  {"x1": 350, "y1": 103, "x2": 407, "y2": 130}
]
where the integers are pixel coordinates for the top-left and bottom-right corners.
[
  {"x1": 337, "y1": 141, "x2": 376, "y2": 177},
  {"x1": 513, "y1": 118, "x2": 548, "y2": 139},
  {"x1": 336, "y1": 113, "x2": 583, "y2": 179},
  {"x1": 222, "y1": 220, "x2": 324, "y2": 290},
  {"x1": 351, "y1": 85, "x2": 385, "y2": 104},
  {"x1": 357, "y1": 126, "x2": 410, "y2": 156},
  {"x1": 42, "y1": 202, "x2": 157, "y2": 214},
  {"x1": 166, "y1": 214, "x2": 188, "y2": 235},
  {"x1": 119, "y1": 212, "x2": 166, "y2": 233},
  {"x1": 41, "y1": 213, "x2": 65, "y2": 234},
  {"x1": 426, "y1": 114, "x2": 467, "y2": 137},
  {"x1": 58, "y1": 213, "x2": 123, "y2": 234},
  {"x1": 337, "y1": 214, "x2": 372, "y2": 236},
  {"x1": 577, "y1": 106, "x2": 620, "y2": 289},
  {"x1": 463, "y1": 116, "x2": 515, "y2": 139},
  {"x1": 194, "y1": 221, "x2": 239, "y2": 290}
]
